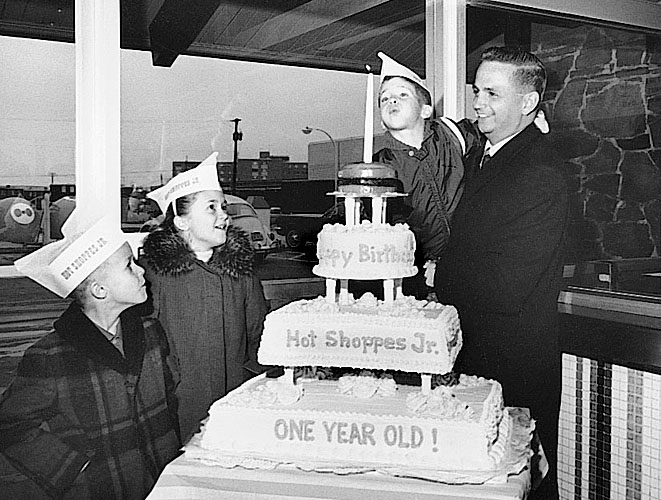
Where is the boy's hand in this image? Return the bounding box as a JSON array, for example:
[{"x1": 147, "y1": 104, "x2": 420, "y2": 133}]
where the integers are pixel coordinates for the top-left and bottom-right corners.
[
  {"x1": 423, "y1": 261, "x2": 436, "y2": 287},
  {"x1": 534, "y1": 110, "x2": 549, "y2": 134}
]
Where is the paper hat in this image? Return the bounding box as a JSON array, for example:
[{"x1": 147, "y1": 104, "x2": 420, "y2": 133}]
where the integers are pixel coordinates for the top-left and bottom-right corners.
[
  {"x1": 377, "y1": 52, "x2": 431, "y2": 97},
  {"x1": 147, "y1": 152, "x2": 222, "y2": 214},
  {"x1": 14, "y1": 210, "x2": 127, "y2": 298}
]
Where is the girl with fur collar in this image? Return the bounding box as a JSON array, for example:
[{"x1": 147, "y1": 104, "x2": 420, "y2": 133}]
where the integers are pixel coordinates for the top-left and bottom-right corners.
[{"x1": 141, "y1": 164, "x2": 268, "y2": 441}]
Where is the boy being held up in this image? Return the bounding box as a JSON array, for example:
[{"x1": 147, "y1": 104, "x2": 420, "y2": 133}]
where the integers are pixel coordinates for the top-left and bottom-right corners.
[
  {"x1": 374, "y1": 52, "x2": 548, "y2": 300},
  {"x1": 374, "y1": 52, "x2": 479, "y2": 299},
  {"x1": 0, "y1": 210, "x2": 180, "y2": 500}
]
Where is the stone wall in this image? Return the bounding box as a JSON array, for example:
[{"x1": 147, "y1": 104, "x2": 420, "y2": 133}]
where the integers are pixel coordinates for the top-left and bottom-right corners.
[{"x1": 533, "y1": 25, "x2": 660, "y2": 261}]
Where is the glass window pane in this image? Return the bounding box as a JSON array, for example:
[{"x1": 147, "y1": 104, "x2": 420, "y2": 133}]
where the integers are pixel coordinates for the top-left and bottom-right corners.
[{"x1": 467, "y1": 6, "x2": 660, "y2": 262}]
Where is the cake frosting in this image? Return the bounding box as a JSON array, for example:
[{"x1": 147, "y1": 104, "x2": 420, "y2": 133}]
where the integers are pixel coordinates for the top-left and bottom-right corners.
[
  {"x1": 258, "y1": 293, "x2": 462, "y2": 374},
  {"x1": 198, "y1": 373, "x2": 510, "y2": 473},
  {"x1": 192, "y1": 163, "x2": 521, "y2": 481},
  {"x1": 314, "y1": 221, "x2": 417, "y2": 280}
]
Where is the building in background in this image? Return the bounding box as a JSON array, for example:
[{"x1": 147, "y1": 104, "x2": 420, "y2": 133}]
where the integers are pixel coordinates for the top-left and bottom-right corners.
[
  {"x1": 306, "y1": 134, "x2": 387, "y2": 181},
  {"x1": 173, "y1": 151, "x2": 307, "y2": 190}
]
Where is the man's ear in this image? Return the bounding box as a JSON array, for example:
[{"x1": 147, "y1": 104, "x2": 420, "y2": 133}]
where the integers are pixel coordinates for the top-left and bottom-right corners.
[
  {"x1": 89, "y1": 280, "x2": 107, "y2": 300},
  {"x1": 521, "y1": 91, "x2": 540, "y2": 116},
  {"x1": 421, "y1": 104, "x2": 433, "y2": 120},
  {"x1": 173, "y1": 215, "x2": 189, "y2": 232}
]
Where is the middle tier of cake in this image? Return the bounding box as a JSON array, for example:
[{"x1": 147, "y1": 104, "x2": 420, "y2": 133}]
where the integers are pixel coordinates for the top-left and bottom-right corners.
[{"x1": 258, "y1": 294, "x2": 462, "y2": 374}]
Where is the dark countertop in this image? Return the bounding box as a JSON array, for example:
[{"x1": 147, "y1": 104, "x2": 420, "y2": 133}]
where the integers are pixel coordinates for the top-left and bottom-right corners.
[{"x1": 559, "y1": 271, "x2": 661, "y2": 374}]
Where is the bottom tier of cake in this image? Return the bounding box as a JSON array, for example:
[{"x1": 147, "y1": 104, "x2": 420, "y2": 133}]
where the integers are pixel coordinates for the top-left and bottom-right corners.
[{"x1": 195, "y1": 373, "x2": 522, "y2": 477}]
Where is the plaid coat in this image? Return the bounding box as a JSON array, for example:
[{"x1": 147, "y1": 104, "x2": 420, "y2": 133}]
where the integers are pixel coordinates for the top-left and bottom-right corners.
[{"x1": 0, "y1": 303, "x2": 181, "y2": 499}]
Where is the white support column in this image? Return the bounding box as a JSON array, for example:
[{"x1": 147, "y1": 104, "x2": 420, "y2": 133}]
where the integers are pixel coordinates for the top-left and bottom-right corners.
[
  {"x1": 339, "y1": 279, "x2": 349, "y2": 305},
  {"x1": 421, "y1": 374, "x2": 432, "y2": 395},
  {"x1": 344, "y1": 197, "x2": 357, "y2": 226},
  {"x1": 426, "y1": 0, "x2": 466, "y2": 120},
  {"x1": 75, "y1": 0, "x2": 122, "y2": 228},
  {"x1": 283, "y1": 368, "x2": 295, "y2": 385},
  {"x1": 326, "y1": 278, "x2": 336, "y2": 304},
  {"x1": 394, "y1": 278, "x2": 403, "y2": 299},
  {"x1": 383, "y1": 279, "x2": 394, "y2": 304},
  {"x1": 371, "y1": 196, "x2": 384, "y2": 224}
]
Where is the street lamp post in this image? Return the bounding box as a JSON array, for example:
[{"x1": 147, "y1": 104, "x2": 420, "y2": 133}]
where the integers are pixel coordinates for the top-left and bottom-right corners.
[
  {"x1": 302, "y1": 126, "x2": 339, "y2": 192},
  {"x1": 230, "y1": 118, "x2": 243, "y2": 195}
]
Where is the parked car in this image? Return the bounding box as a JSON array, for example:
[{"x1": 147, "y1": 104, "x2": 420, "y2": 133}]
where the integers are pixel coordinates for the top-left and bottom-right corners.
[
  {"x1": 223, "y1": 194, "x2": 279, "y2": 260},
  {"x1": 272, "y1": 204, "x2": 345, "y2": 250},
  {"x1": 140, "y1": 194, "x2": 279, "y2": 261}
]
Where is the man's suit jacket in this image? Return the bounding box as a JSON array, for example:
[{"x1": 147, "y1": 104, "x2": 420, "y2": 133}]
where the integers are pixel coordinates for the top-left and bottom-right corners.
[
  {"x1": 436, "y1": 122, "x2": 569, "y2": 321},
  {"x1": 435, "y1": 121, "x2": 569, "y2": 485}
]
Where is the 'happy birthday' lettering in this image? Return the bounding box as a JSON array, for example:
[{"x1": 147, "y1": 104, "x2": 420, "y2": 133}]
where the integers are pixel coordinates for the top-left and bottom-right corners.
[{"x1": 318, "y1": 244, "x2": 411, "y2": 268}]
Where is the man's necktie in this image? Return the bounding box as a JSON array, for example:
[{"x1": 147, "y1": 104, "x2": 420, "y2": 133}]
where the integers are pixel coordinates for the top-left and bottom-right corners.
[{"x1": 480, "y1": 147, "x2": 491, "y2": 169}]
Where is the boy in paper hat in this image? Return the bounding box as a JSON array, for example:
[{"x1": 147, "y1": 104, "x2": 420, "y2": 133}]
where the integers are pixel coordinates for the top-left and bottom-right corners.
[
  {"x1": 375, "y1": 51, "x2": 480, "y2": 299},
  {"x1": 141, "y1": 152, "x2": 268, "y2": 441},
  {"x1": 0, "y1": 210, "x2": 180, "y2": 500}
]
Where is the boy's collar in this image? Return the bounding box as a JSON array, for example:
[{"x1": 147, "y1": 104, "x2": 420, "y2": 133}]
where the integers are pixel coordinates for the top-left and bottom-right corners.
[
  {"x1": 385, "y1": 119, "x2": 435, "y2": 150},
  {"x1": 55, "y1": 303, "x2": 145, "y2": 374}
]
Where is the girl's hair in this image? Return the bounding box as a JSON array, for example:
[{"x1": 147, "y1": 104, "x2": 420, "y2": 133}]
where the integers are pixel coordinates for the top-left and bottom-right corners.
[
  {"x1": 380, "y1": 75, "x2": 432, "y2": 107},
  {"x1": 161, "y1": 192, "x2": 199, "y2": 230},
  {"x1": 480, "y1": 46, "x2": 547, "y2": 99}
]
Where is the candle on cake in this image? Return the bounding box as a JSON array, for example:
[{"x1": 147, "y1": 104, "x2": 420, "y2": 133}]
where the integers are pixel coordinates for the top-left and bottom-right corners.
[{"x1": 363, "y1": 65, "x2": 373, "y2": 164}]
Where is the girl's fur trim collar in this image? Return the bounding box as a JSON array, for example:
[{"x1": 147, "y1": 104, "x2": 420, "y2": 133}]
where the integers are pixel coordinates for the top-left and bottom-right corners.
[{"x1": 141, "y1": 225, "x2": 254, "y2": 278}]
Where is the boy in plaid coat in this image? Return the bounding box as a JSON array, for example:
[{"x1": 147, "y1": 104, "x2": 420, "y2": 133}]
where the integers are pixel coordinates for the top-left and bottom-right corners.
[{"x1": 0, "y1": 211, "x2": 180, "y2": 499}]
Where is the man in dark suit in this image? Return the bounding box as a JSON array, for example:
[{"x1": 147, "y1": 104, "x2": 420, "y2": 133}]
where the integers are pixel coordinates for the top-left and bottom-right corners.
[{"x1": 435, "y1": 46, "x2": 569, "y2": 499}]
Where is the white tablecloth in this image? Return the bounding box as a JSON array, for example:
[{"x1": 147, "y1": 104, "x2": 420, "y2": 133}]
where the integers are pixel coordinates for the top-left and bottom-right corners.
[{"x1": 147, "y1": 455, "x2": 531, "y2": 500}]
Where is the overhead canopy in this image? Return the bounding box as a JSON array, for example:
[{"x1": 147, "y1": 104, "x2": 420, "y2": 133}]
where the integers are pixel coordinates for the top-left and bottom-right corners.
[
  {"x1": 1, "y1": 1, "x2": 659, "y2": 75},
  {"x1": 0, "y1": 0, "x2": 426, "y2": 74}
]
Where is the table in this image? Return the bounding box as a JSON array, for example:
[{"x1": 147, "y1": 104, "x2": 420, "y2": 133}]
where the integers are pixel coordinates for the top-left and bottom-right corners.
[{"x1": 147, "y1": 455, "x2": 531, "y2": 500}]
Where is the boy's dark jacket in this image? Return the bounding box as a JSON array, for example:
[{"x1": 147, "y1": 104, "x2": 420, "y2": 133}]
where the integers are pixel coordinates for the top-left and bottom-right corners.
[
  {"x1": 374, "y1": 118, "x2": 480, "y2": 263},
  {"x1": 0, "y1": 304, "x2": 181, "y2": 499},
  {"x1": 140, "y1": 225, "x2": 268, "y2": 440}
]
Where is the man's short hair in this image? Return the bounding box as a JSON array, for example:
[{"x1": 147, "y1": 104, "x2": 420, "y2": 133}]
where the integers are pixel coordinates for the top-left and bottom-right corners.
[
  {"x1": 381, "y1": 75, "x2": 432, "y2": 107},
  {"x1": 481, "y1": 46, "x2": 547, "y2": 98}
]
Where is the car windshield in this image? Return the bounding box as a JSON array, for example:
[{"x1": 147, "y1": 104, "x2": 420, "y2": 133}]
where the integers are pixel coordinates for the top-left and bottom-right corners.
[{"x1": 226, "y1": 203, "x2": 257, "y2": 218}]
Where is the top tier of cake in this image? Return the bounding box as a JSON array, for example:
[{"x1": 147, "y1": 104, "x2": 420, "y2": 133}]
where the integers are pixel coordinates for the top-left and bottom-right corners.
[
  {"x1": 313, "y1": 221, "x2": 417, "y2": 280},
  {"x1": 314, "y1": 162, "x2": 416, "y2": 281}
]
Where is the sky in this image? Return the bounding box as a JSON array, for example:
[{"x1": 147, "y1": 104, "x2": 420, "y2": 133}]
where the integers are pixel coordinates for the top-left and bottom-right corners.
[{"x1": 0, "y1": 35, "x2": 374, "y2": 187}]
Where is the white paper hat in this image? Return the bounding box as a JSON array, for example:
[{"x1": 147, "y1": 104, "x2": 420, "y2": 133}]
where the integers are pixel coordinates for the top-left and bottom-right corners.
[
  {"x1": 14, "y1": 210, "x2": 127, "y2": 298},
  {"x1": 377, "y1": 52, "x2": 431, "y2": 97},
  {"x1": 147, "y1": 152, "x2": 222, "y2": 215}
]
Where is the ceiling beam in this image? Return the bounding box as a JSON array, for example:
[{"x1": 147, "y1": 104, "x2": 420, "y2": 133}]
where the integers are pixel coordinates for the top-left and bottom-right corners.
[
  {"x1": 318, "y1": 13, "x2": 424, "y2": 52},
  {"x1": 242, "y1": 0, "x2": 391, "y2": 50},
  {"x1": 149, "y1": 0, "x2": 222, "y2": 67}
]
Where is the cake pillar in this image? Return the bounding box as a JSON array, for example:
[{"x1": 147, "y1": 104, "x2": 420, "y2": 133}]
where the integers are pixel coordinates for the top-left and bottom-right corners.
[
  {"x1": 394, "y1": 278, "x2": 402, "y2": 299},
  {"x1": 325, "y1": 279, "x2": 336, "y2": 304},
  {"x1": 421, "y1": 374, "x2": 431, "y2": 395},
  {"x1": 284, "y1": 368, "x2": 295, "y2": 385},
  {"x1": 339, "y1": 279, "x2": 349, "y2": 304},
  {"x1": 344, "y1": 197, "x2": 357, "y2": 226},
  {"x1": 371, "y1": 196, "x2": 385, "y2": 224},
  {"x1": 384, "y1": 279, "x2": 394, "y2": 303}
]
